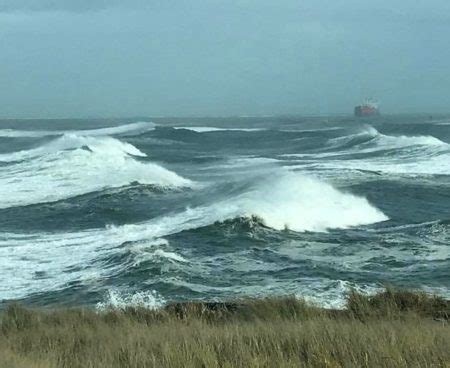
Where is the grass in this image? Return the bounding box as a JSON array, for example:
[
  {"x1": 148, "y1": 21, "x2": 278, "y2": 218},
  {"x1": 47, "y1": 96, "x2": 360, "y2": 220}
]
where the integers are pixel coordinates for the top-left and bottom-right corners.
[{"x1": 0, "y1": 289, "x2": 448, "y2": 367}]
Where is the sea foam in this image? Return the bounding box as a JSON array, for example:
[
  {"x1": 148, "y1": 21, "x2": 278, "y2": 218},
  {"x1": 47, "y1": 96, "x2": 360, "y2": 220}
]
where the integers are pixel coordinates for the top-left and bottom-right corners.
[
  {"x1": 0, "y1": 134, "x2": 192, "y2": 209},
  {"x1": 236, "y1": 171, "x2": 388, "y2": 232},
  {"x1": 173, "y1": 126, "x2": 264, "y2": 133},
  {"x1": 0, "y1": 170, "x2": 387, "y2": 300},
  {"x1": 0, "y1": 121, "x2": 155, "y2": 138},
  {"x1": 284, "y1": 126, "x2": 450, "y2": 175},
  {"x1": 96, "y1": 290, "x2": 166, "y2": 311}
]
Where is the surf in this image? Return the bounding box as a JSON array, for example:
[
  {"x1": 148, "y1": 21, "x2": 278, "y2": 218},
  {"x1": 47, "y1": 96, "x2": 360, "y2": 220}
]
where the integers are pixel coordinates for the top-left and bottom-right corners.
[
  {"x1": 326, "y1": 126, "x2": 447, "y2": 153},
  {"x1": 173, "y1": 126, "x2": 264, "y2": 133},
  {"x1": 0, "y1": 134, "x2": 192, "y2": 209},
  {"x1": 283, "y1": 126, "x2": 450, "y2": 176},
  {"x1": 0, "y1": 121, "x2": 155, "y2": 138},
  {"x1": 0, "y1": 170, "x2": 388, "y2": 299}
]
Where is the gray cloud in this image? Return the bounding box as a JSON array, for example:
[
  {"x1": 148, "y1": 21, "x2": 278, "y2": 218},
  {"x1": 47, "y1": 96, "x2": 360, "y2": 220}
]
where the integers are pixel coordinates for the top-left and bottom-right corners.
[{"x1": 0, "y1": 1, "x2": 449, "y2": 118}]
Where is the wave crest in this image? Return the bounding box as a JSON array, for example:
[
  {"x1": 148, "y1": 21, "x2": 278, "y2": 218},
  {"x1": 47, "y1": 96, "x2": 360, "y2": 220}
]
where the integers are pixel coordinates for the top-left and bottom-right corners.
[
  {"x1": 0, "y1": 170, "x2": 387, "y2": 300},
  {"x1": 238, "y1": 171, "x2": 388, "y2": 232},
  {"x1": 0, "y1": 134, "x2": 192, "y2": 209},
  {"x1": 0, "y1": 121, "x2": 155, "y2": 138},
  {"x1": 173, "y1": 126, "x2": 264, "y2": 133},
  {"x1": 327, "y1": 126, "x2": 447, "y2": 152},
  {"x1": 291, "y1": 126, "x2": 450, "y2": 176}
]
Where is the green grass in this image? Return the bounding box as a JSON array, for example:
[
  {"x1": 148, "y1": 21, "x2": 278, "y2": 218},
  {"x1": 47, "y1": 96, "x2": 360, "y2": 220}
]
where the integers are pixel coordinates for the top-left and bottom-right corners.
[{"x1": 0, "y1": 289, "x2": 448, "y2": 367}]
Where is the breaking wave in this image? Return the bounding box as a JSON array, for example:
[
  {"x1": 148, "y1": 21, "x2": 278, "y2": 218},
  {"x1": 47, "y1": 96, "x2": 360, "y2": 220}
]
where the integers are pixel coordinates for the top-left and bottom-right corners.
[
  {"x1": 285, "y1": 126, "x2": 450, "y2": 176},
  {"x1": 0, "y1": 133, "x2": 146, "y2": 162},
  {"x1": 96, "y1": 290, "x2": 166, "y2": 311},
  {"x1": 0, "y1": 134, "x2": 192, "y2": 209},
  {"x1": 0, "y1": 121, "x2": 155, "y2": 138},
  {"x1": 173, "y1": 126, "x2": 264, "y2": 133},
  {"x1": 0, "y1": 170, "x2": 387, "y2": 299},
  {"x1": 234, "y1": 171, "x2": 388, "y2": 231},
  {"x1": 327, "y1": 126, "x2": 447, "y2": 153}
]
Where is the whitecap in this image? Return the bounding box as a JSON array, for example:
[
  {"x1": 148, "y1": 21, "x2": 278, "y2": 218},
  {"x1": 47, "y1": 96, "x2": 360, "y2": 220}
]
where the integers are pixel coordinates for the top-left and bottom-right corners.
[
  {"x1": 173, "y1": 126, "x2": 264, "y2": 133},
  {"x1": 0, "y1": 170, "x2": 387, "y2": 300},
  {"x1": 0, "y1": 135, "x2": 192, "y2": 209},
  {"x1": 0, "y1": 121, "x2": 155, "y2": 138},
  {"x1": 96, "y1": 289, "x2": 166, "y2": 311}
]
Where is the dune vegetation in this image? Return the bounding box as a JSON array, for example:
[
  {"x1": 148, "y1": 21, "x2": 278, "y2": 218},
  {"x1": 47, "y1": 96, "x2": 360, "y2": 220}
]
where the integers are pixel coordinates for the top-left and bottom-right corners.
[{"x1": 0, "y1": 289, "x2": 448, "y2": 368}]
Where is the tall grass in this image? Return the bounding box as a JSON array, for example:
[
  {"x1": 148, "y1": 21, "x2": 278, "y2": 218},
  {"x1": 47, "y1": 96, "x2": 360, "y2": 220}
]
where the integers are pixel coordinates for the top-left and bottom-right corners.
[{"x1": 0, "y1": 289, "x2": 448, "y2": 367}]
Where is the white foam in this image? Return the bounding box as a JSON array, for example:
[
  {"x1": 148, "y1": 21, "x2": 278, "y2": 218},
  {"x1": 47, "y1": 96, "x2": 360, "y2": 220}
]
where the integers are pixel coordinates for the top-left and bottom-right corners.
[
  {"x1": 0, "y1": 133, "x2": 147, "y2": 162},
  {"x1": 283, "y1": 126, "x2": 450, "y2": 176},
  {"x1": 0, "y1": 229, "x2": 120, "y2": 300},
  {"x1": 309, "y1": 147, "x2": 450, "y2": 176},
  {"x1": 94, "y1": 170, "x2": 388, "y2": 236},
  {"x1": 236, "y1": 171, "x2": 388, "y2": 232},
  {"x1": 431, "y1": 118, "x2": 450, "y2": 125},
  {"x1": 0, "y1": 135, "x2": 192, "y2": 208},
  {"x1": 173, "y1": 126, "x2": 264, "y2": 133},
  {"x1": 125, "y1": 239, "x2": 188, "y2": 266},
  {"x1": 197, "y1": 156, "x2": 280, "y2": 174},
  {"x1": 115, "y1": 170, "x2": 388, "y2": 234},
  {"x1": 0, "y1": 170, "x2": 387, "y2": 300},
  {"x1": 279, "y1": 127, "x2": 344, "y2": 133},
  {"x1": 327, "y1": 126, "x2": 446, "y2": 153},
  {"x1": 96, "y1": 290, "x2": 166, "y2": 311},
  {"x1": 0, "y1": 121, "x2": 155, "y2": 138},
  {"x1": 298, "y1": 280, "x2": 383, "y2": 309},
  {"x1": 0, "y1": 212, "x2": 209, "y2": 300},
  {"x1": 375, "y1": 132, "x2": 446, "y2": 149},
  {"x1": 77, "y1": 122, "x2": 156, "y2": 136},
  {"x1": 152, "y1": 276, "x2": 383, "y2": 309}
]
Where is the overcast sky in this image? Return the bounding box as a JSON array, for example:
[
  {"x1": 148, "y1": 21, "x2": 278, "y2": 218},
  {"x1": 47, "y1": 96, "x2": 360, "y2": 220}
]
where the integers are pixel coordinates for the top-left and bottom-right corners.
[{"x1": 1, "y1": 0, "x2": 449, "y2": 118}]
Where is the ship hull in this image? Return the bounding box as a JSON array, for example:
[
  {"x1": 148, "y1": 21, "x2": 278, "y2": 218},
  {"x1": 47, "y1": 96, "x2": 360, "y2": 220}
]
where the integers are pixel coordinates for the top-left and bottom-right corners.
[{"x1": 354, "y1": 106, "x2": 380, "y2": 117}]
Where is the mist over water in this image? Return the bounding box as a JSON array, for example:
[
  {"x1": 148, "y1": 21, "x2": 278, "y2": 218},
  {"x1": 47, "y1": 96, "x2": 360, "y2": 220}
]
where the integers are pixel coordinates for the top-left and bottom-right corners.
[{"x1": 0, "y1": 116, "x2": 449, "y2": 308}]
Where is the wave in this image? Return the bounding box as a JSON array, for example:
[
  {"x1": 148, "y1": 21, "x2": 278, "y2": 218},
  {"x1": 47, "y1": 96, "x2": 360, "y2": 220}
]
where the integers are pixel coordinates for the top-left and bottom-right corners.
[
  {"x1": 173, "y1": 126, "x2": 264, "y2": 133},
  {"x1": 0, "y1": 121, "x2": 155, "y2": 138},
  {"x1": 0, "y1": 170, "x2": 387, "y2": 299},
  {"x1": 124, "y1": 238, "x2": 188, "y2": 266},
  {"x1": 284, "y1": 126, "x2": 448, "y2": 159},
  {"x1": 96, "y1": 290, "x2": 166, "y2": 311},
  {"x1": 0, "y1": 133, "x2": 147, "y2": 162},
  {"x1": 110, "y1": 170, "x2": 387, "y2": 235},
  {"x1": 284, "y1": 126, "x2": 450, "y2": 176},
  {"x1": 234, "y1": 171, "x2": 388, "y2": 232},
  {"x1": 354, "y1": 155, "x2": 450, "y2": 176},
  {"x1": 327, "y1": 126, "x2": 447, "y2": 152},
  {"x1": 0, "y1": 134, "x2": 192, "y2": 209},
  {"x1": 373, "y1": 133, "x2": 445, "y2": 150},
  {"x1": 430, "y1": 118, "x2": 450, "y2": 125}
]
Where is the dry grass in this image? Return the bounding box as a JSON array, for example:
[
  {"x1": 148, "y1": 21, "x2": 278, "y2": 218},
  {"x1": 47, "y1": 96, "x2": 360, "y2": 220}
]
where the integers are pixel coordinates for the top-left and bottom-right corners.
[{"x1": 0, "y1": 289, "x2": 448, "y2": 368}]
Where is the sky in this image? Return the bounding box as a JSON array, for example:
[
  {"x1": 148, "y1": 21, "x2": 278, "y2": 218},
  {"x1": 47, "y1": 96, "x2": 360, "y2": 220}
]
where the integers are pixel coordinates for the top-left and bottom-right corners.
[{"x1": 0, "y1": 0, "x2": 449, "y2": 118}]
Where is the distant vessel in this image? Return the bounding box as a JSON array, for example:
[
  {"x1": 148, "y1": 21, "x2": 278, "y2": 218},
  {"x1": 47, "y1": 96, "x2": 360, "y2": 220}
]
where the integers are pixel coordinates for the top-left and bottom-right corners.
[{"x1": 354, "y1": 99, "x2": 380, "y2": 117}]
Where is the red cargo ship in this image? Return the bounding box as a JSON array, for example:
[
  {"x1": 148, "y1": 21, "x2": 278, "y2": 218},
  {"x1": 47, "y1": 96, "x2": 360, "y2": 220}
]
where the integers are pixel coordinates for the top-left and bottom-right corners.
[{"x1": 354, "y1": 99, "x2": 380, "y2": 117}]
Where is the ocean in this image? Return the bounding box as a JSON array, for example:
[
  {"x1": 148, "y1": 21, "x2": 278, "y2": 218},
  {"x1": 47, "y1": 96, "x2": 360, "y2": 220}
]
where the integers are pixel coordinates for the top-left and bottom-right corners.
[{"x1": 0, "y1": 115, "x2": 449, "y2": 309}]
